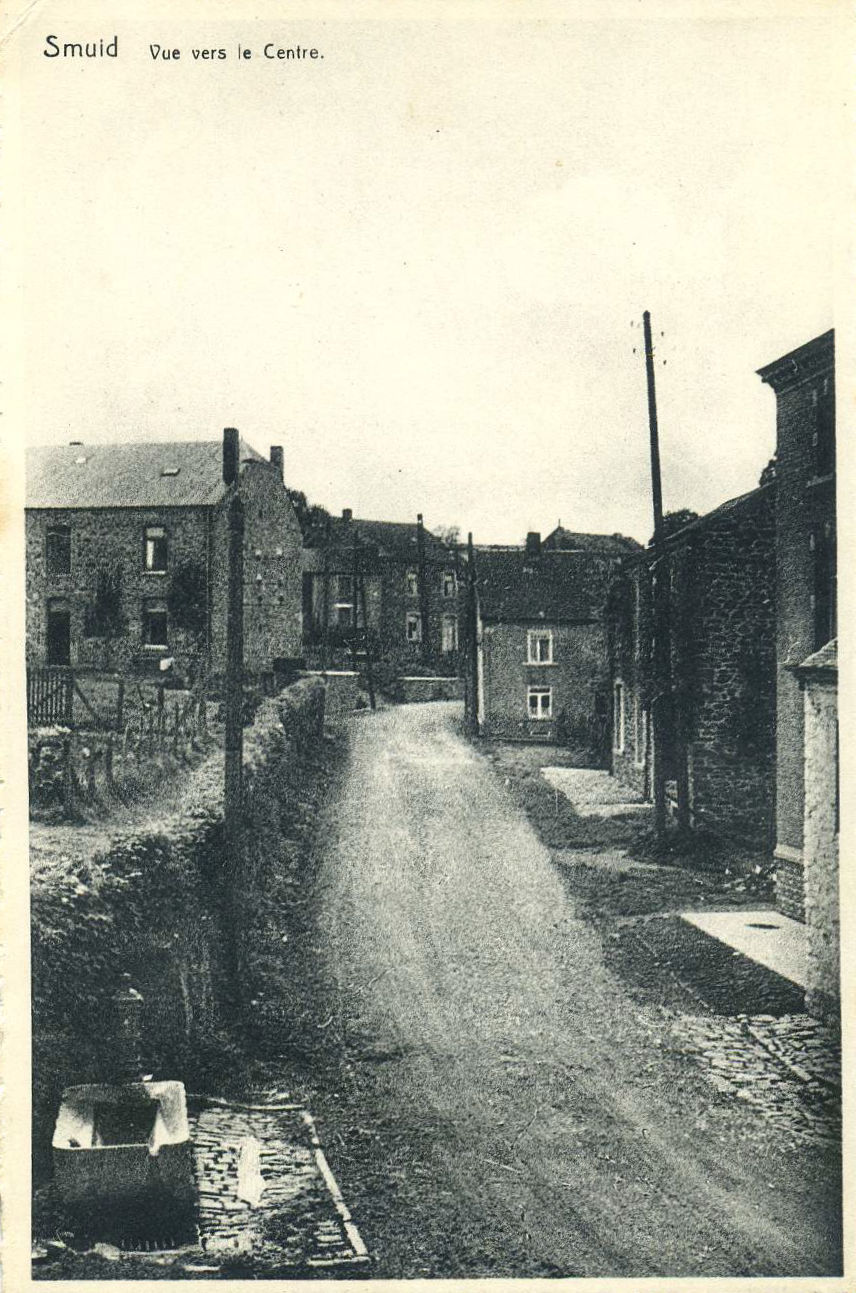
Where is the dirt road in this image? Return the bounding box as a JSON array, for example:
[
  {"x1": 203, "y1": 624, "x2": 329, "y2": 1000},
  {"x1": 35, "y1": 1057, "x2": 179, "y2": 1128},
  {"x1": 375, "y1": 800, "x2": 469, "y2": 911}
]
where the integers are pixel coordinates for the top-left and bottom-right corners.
[{"x1": 307, "y1": 702, "x2": 840, "y2": 1278}]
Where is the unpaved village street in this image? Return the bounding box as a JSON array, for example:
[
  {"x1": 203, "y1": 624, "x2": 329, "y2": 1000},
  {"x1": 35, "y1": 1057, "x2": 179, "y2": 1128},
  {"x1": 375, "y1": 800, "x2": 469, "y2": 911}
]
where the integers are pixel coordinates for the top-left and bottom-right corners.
[{"x1": 296, "y1": 702, "x2": 840, "y2": 1279}]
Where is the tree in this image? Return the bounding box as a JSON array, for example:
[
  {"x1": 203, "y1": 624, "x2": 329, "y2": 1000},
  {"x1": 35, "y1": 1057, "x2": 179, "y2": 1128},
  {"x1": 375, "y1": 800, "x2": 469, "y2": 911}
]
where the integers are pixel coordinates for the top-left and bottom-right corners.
[
  {"x1": 433, "y1": 524, "x2": 461, "y2": 548},
  {"x1": 759, "y1": 456, "x2": 777, "y2": 487},
  {"x1": 287, "y1": 489, "x2": 332, "y2": 536},
  {"x1": 650, "y1": 509, "x2": 699, "y2": 546},
  {"x1": 83, "y1": 564, "x2": 127, "y2": 640},
  {"x1": 168, "y1": 560, "x2": 208, "y2": 639}
]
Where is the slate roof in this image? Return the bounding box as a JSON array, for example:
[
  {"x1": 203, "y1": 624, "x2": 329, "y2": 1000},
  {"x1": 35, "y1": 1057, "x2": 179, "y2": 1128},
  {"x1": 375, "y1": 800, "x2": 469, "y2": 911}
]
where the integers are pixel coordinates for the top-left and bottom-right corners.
[
  {"x1": 25, "y1": 439, "x2": 266, "y2": 509},
  {"x1": 474, "y1": 547, "x2": 615, "y2": 623},
  {"x1": 543, "y1": 527, "x2": 641, "y2": 555},
  {"x1": 659, "y1": 482, "x2": 773, "y2": 550},
  {"x1": 305, "y1": 517, "x2": 452, "y2": 563}
]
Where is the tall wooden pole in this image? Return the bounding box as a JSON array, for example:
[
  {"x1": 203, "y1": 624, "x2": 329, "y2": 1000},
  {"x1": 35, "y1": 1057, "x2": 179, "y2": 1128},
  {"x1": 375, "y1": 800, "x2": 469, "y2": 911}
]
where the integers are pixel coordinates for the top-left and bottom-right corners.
[
  {"x1": 321, "y1": 518, "x2": 331, "y2": 672},
  {"x1": 354, "y1": 531, "x2": 377, "y2": 710},
  {"x1": 644, "y1": 311, "x2": 670, "y2": 839},
  {"x1": 224, "y1": 492, "x2": 245, "y2": 829},
  {"x1": 466, "y1": 532, "x2": 479, "y2": 736},
  {"x1": 416, "y1": 513, "x2": 431, "y2": 664}
]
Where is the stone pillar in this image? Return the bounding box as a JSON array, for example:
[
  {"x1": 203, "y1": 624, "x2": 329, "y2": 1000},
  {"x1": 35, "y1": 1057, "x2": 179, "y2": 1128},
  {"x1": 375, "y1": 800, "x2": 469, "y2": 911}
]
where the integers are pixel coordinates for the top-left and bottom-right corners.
[{"x1": 802, "y1": 671, "x2": 839, "y2": 1021}]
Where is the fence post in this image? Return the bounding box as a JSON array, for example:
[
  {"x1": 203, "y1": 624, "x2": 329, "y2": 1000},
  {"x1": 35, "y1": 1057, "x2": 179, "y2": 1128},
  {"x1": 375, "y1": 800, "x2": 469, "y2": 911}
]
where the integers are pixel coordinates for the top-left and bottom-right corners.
[
  {"x1": 116, "y1": 679, "x2": 125, "y2": 732},
  {"x1": 86, "y1": 748, "x2": 96, "y2": 798},
  {"x1": 105, "y1": 735, "x2": 114, "y2": 789}
]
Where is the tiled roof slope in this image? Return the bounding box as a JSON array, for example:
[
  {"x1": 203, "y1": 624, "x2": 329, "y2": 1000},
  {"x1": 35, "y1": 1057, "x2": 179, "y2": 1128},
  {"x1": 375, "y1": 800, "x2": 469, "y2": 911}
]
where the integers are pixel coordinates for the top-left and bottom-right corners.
[
  {"x1": 475, "y1": 547, "x2": 616, "y2": 622},
  {"x1": 26, "y1": 439, "x2": 266, "y2": 509},
  {"x1": 305, "y1": 517, "x2": 451, "y2": 562},
  {"x1": 543, "y1": 527, "x2": 641, "y2": 555}
]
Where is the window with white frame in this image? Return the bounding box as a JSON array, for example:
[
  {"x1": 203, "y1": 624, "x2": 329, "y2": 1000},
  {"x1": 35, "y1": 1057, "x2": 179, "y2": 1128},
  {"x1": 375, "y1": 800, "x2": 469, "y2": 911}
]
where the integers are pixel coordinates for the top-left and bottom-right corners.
[
  {"x1": 406, "y1": 570, "x2": 419, "y2": 597},
  {"x1": 527, "y1": 629, "x2": 553, "y2": 664},
  {"x1": 406, "y1": 612, "x2": 422, "y2": 643},
  {"x1": 613, "y1": 680, "x2": 625, "y2": 752},
  {"x1": 142, "y1": 599, "x2": 169, "y2": 649},
  {"x1": 441, "y1": 570, "x2": 457, "y2": 598},
  {"x1": 527, "y1": 686, "x2": 552, "y2": 720},
  {"x1": 634, "y1": 696, "x2": 647, "y2": 767},
  {"x1": 144, "y1": 525, "x2": 168, "y2": 573}
]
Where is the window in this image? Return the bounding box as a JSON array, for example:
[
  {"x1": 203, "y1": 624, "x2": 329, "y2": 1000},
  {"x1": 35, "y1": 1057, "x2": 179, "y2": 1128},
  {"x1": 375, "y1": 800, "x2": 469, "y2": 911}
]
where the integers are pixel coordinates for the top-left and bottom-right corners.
[
  {"x1": 144, "y1": 526, "x2": 168, "y2": 573},
  {"x1": 527, "y1": 630, "x2": 553, "y2": 664},
  {"x1": 613, "y1": 681, "x2": 625, "y2": 753},
  {"x1": 442, "y1": 615, "x2": 458, "y2": 653},
  {"x1": 441, "y1": 570, "x2": 457, "y2": 598},
  {"x1": 813, "y1": 378, "x2": 835, "y2": 478},
  {"x1": 634, "y1": 697, "x2": 647, "y2": 767},
  {"x1": 406, "y1": 612, "x2": 422, "y2": 643},
  {"x1": 142, "y1": 600, "x2": 168, "y2": 649},
  {"x1": 46, "y1": 526, "x2": 72, "y2": 575},
  {"x1": 336, "y1": 575, "x2": 353, "y2": 598},
  {"x1": 406, "y1": 570, "x2": 419, "y2": 597},
  {"x1": 335, "y1": 604, "x2": 353, "y2": 628},
  {"x1": 527, "y1": 686, "x2": 552, "y2": 720}
]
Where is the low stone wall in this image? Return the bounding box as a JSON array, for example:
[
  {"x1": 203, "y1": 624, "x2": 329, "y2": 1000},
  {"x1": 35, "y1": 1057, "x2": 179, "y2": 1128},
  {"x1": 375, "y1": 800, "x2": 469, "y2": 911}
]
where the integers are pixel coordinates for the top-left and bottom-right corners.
[
  {"x1": 31, "y1": 677, "x2": 328, "y2": 1182},
  {"x1": 398, "y1": 675, "x2": 463, "y2": 703},
  {"x1": 303, "y1": 670, "x2": 360, "y2": 721}
]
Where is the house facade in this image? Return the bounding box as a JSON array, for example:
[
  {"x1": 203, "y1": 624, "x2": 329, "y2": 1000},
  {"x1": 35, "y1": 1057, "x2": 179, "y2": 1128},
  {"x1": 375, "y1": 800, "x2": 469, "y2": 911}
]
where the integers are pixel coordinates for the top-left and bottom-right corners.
[
  {"x1": 467, "y1": 531, "x2": 637, "y2": 753},
  {"x1": 607, "y1": 485, "x2": 777, "y2": 847},
  {"x1": 757, "y1": 330, "x2": 836, "y2": 923},
  {"x1": 25, "y1": 429, "x2": 304, "y2": 682},
  {"x1": 302, "y1": 512, "x2": 462, "y2": 673}
]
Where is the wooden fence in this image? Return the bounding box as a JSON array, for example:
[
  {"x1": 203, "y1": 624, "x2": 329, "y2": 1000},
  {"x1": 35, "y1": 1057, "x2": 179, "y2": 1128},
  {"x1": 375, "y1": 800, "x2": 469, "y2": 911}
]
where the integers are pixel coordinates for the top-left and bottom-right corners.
[{"x1": 27, "y1": 668, "x2": 73, "y2": 726}]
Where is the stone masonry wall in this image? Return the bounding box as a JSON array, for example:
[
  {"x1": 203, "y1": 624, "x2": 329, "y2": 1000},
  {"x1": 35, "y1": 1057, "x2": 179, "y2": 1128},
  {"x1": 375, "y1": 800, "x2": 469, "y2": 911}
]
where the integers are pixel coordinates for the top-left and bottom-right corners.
[
  {"x1": 209, "y1": 463, "x2": 305, "y2": 674},
  {"x1": 481, "y1": 620, "x2": 609, "y2": 750},
  {"x1": 802, "y1": 680, "x2": 839, "y2": 1019},
  {"x1": 25, "y1": 506, "x2": 211, "y2": 678},
  {"x1": 679, "y1": 489, "x2": 776, "y2": 847}
]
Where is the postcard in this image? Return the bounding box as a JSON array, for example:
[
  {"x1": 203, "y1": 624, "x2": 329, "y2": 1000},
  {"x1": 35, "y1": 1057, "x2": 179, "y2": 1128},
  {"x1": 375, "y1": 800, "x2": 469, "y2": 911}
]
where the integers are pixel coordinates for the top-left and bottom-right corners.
[{"x1": 1, "y1": 0, "x2": 851, "y2": 1289}]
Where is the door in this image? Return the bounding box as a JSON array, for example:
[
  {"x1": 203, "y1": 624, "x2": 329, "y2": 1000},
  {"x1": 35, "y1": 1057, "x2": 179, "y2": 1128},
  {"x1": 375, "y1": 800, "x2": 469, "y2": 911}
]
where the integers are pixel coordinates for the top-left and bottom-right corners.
[{"x1": 47, "y1": 605, "x2": 71, "y2": 665}]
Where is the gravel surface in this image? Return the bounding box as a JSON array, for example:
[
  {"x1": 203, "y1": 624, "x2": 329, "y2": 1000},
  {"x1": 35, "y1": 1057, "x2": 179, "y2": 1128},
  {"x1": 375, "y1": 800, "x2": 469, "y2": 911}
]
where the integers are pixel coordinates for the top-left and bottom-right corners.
[{"x1": 297, "y1": 702, "x2": 841, "y2": 1278}]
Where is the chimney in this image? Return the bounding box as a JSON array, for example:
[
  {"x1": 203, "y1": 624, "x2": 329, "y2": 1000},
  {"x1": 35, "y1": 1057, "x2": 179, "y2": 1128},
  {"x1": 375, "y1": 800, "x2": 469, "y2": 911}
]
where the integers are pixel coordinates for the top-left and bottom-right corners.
[
  {"x1": 223, "y1": 427, "x2": 240, "y2": 486},
  {"x1": 342, "y1": 508, "x2": 352, "y2": 523},
  {"x1": 269, "y1": 445, "x2": 284, "y2": 480},
  {"x1": 525, "y1": 531, "x2": 542, "y2": 560}
]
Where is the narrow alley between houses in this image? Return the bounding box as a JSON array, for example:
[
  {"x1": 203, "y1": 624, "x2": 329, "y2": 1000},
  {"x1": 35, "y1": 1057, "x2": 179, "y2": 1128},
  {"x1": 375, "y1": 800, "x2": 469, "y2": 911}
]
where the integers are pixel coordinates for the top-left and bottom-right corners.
[{"x1": 290, "y1": 701, "x2": 841, "y2": 1280}]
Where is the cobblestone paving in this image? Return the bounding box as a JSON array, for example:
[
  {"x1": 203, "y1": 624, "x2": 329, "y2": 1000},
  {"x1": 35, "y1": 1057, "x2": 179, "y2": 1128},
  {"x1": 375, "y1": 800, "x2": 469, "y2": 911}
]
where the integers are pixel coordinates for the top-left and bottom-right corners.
[
  {"x1": 671, "y1": 1014, "x2": 841, "y2": 1148},
  {"x1": 188, "y1": 1101, "x2": 368, "y2": 1270}
]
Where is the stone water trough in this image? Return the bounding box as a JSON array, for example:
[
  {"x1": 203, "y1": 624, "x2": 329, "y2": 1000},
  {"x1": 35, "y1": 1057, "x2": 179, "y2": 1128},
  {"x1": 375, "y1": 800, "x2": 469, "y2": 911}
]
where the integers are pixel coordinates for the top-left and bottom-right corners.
[{"x1": 53, "y1": 1080, "x2": 195, "y2": 1215}]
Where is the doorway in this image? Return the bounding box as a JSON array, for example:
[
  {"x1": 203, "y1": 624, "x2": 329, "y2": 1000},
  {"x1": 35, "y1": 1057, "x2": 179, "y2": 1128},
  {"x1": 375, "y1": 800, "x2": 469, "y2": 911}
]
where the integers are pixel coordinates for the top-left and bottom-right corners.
[{"x1": 47, "y1": 603, "x2": 71, "y2": 665}]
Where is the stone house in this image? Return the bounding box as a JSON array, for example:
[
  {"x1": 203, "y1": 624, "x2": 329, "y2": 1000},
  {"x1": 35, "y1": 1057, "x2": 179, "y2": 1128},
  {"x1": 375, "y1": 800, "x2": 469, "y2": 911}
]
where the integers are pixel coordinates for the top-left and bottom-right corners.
[
  {"x1": 301, "y1": 511, "x2": 462, "y2": 673},
  {"x1": 757, "y1": 330, "x2": 836, "y2": 923},
  {"x1": 25, "y1": 429, "x2": 304, "y2": 681},
  {"x1": 466, "y1": 531, "x2": 637, "y2": 752},
  {"x1": 607, "y1": 482, "x2": 777, "y2": 847}
]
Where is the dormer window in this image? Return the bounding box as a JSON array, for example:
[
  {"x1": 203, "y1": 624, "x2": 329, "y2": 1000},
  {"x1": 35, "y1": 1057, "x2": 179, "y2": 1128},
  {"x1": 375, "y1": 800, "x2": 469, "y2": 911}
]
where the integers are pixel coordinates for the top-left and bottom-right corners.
[{"x1": 144, "y1": 525, "x2": 168, "y2": 573}]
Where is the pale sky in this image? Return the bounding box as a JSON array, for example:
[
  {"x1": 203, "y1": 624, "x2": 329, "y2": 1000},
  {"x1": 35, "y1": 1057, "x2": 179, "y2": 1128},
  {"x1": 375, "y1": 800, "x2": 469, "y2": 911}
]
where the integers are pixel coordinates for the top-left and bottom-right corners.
[{"x1": 13, "y1": 1, "x2": 847, "y2": 543}]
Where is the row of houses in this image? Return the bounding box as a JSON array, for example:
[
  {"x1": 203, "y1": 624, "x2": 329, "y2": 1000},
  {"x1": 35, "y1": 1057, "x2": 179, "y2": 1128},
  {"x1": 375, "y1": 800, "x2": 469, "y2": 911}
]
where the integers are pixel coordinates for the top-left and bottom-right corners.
[
  {"x1": 24, "y1": 430, "x2": 463, "y2": 685},
  {"x1": 464, "y1": 330, "x2": 837, "y2": 1016}
]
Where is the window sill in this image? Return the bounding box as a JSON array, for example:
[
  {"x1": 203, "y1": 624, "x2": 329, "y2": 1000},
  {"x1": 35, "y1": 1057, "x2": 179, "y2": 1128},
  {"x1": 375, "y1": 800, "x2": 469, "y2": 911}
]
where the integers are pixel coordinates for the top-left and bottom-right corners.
[
  {"x1": 526, "y1": 660, "x2": 555, "y2": 667},
  {"x1": 143, "y1": 569, "x2": 168, "y2": 576},
  {"x1": 142, "y1": 644, "x2": 169, "y2": 652}
]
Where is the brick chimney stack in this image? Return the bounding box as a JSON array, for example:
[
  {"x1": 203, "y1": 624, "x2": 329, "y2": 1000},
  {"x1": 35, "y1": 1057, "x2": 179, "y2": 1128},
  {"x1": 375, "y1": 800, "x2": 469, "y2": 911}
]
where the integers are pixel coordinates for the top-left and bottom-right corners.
[
  {"x1": 269, "y1": 445, "x2": 284, "y2": 480},
  {"x1": 525, "y1": 531, "x2": 542, "y2": 559},
  {"x1": 342, "y1": 508, "x2": 353, "y2": 523},
  {"x1": 223, "y1": 428, "x2": 240, "y2": 486}
]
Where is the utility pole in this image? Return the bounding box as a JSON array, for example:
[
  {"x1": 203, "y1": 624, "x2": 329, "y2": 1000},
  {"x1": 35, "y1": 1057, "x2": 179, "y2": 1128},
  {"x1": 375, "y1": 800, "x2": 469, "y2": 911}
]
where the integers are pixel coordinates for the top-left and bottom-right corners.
[
  {"x1": 642, "y1": 311, "x2": 689, "y2": 838},
  {"x1": 354, "y1": 530, "x2": 377, "y2": 710},
  {"x1": 416, "y1": 513, "x2": 431, "y2": 664},
  {"x1": 224, "y1": 491, "x2": 245, "y2": 831},
  {"x1": 466, "y1": 532, "x2": 480, "y2": 736},
  {"x1": 321, "y1": 518, "x2": 331, "y2": 672},
  {"x1": 644, "y1": 310, "x2": 670, "y2": 840}
]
